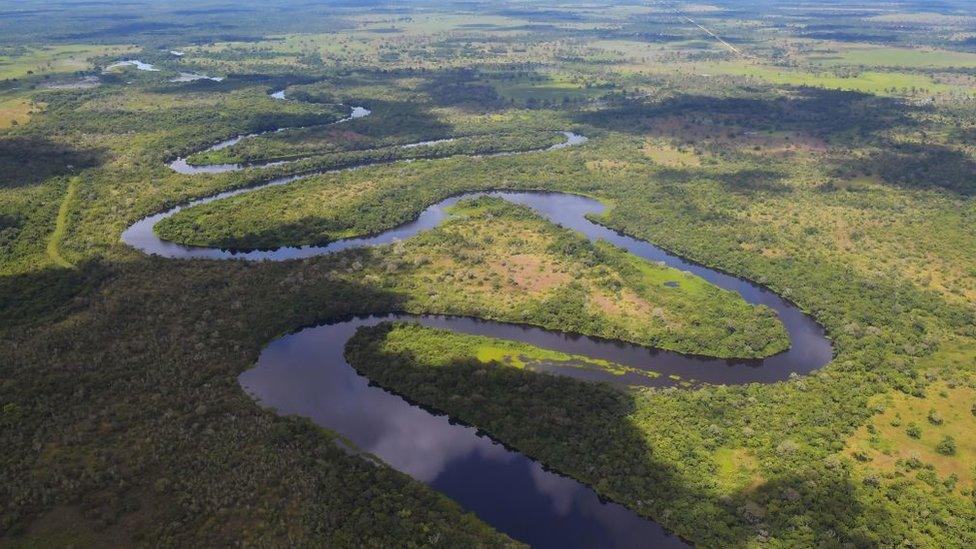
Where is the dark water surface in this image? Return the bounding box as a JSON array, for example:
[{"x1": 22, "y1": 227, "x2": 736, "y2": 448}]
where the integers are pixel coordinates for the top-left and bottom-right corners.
[
  {"x1": 232, "y1": 192, "x2": 830, "y2": 549},
  {"x1": 242, "y1": 313, "x2": 690, "y2": 548},
  {"x1": 125, "y1": 110, "x2": 832, "y2": 547}
]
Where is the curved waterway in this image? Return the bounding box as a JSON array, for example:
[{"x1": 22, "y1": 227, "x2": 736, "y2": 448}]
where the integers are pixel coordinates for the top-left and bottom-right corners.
[
  {"x1": 165, "y1": 104, "x2": 372, "y2": 175},
  {"x1": 103, "y1": 59, "x2": 158, "y2": 73},
  {"x1": 103, "y1": 59, "x2": 225, "y2": 82},
  {"x1": 123, "y1": 97, "x2": 832, "y2": 547}
]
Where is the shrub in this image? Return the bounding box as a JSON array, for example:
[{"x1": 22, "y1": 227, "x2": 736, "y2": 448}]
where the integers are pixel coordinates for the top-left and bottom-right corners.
[{"x1": 936, "y1": 436, "x2": 956, "y2": 456}]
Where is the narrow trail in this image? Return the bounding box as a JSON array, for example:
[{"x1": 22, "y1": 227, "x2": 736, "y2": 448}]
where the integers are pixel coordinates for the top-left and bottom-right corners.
[
  {"x1": 47, "y1": 176, "x2": 78, "y2": 268},
  {"x1": 659, "y1": 2, "x2": 751, "y2": 59}
]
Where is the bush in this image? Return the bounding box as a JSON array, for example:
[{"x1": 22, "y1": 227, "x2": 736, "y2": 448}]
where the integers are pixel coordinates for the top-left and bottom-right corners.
[{"x1": 935, "y1": 436, "x2": 956, "y2": 456}]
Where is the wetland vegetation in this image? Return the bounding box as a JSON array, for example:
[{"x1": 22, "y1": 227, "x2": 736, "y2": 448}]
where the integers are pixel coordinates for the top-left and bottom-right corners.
[{"x1": 2, "y1": 0, "x2": 976, "y2": 547}]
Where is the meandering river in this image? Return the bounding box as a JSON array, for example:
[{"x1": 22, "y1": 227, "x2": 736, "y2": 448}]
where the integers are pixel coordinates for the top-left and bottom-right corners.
[{"x1": 123, "y1": 96, "x2": 833, "y2": 547}]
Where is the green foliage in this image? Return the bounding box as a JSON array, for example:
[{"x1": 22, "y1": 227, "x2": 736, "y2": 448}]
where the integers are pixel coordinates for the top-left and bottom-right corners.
[
  {"x1": 362, "y1": 197, "x2": 789, "y2": 358},
  {"x1": 2, "y1": 1, "x2": 976, "y2": 546},
  {"x1": 937, "y1": 436, "x2": 957, "y2": 456},
  {"x1": 347, "y1": 322, "x2": 976, "y2": 547}
]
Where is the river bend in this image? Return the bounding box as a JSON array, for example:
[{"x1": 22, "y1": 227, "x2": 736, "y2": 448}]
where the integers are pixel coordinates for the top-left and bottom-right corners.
[{"x1": 123, "y1": 95, "x2": 832, "y2": 548}]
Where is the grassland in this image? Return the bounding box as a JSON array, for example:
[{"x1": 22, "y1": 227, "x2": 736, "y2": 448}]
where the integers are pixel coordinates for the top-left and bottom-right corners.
[
  {"x1": 359, "y1": 197, "x2": 790, "y2": 359},
  {"x1": 0, "y1": 43, "x2": 131, "y2": 130},
  {"x1": 0, "y1": 44, "x2": 132, "y2": 81},
  {"x1": 369, "y1": 321, "x2": 655, "y2": 380},
  {"x1": 593, "y1": 38, "x2": 976, "y2": 98},
  {"x1": 815, "y1": 46, "x2": 976, "y2": 69},
  {"x1": 845, "y1": 338, "x2": 976, "y2": 493},
  {"x1": 485, "y1": 73, "x2": 608, "y2": 106},
  {"x1": 695, "y1": 61, "x2": 968, "y2": 96},
  {"x1": 847, "y1": 378, "x2": 976, "y2": 491},
  {"x1": 45, "y1": 177, "x2": 78, "y2": 268},
  {"x1": 641, "y1": 138, "x2": 704, "y2": 168},
  {"x1": 0, "y1": 95, "x2": 35, "y2": 128}
]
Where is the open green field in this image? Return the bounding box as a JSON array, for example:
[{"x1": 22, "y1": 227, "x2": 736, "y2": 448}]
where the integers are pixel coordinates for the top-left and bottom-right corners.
[
  {"x1": 0, "y1": 44, "x2": 132, "y2": 80},
  {"x1": 367, "y1": 321, "x2": 655, "y2": 379},
  {"x1": 0, "y1": 94, "x2": 34, "y2": 128},
  {"x1": 816, "y1": 46, "x2": 976, "y2": 69},
  {"x1": 699, "y1": 61, "x2": 971, "y2": 95},
  {"x1": 486, "y1": 73, "x2": 609, "y2": 105}
]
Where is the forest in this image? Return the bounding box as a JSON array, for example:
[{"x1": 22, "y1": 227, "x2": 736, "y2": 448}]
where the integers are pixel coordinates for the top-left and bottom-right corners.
[{"x1": 2, "y1": 0, "x2": 976, "y2": 547}]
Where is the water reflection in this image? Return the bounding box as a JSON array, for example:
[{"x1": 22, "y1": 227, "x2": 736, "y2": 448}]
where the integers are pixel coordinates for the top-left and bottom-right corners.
[
  {"x1": 103, "y1": 59, "x2": 158, "y2": 72},
  {"x1": 127, "y1": 96, "x2": 832, "y2": 544},
  {"x1": 241, "y1": 313, "x2": 688, "y2": 548},
  {"x1": 171, "y1": 72, "x2": 224, "y2": 82},
  {"x1": 131, "y1": 185, "x2": 831, "y2": 545},
  {"x1": 229, "y1": 189, "x2": 830, "y2": 546}
]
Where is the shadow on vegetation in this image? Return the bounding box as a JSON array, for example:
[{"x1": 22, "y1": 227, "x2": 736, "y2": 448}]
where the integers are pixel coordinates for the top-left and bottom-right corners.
[
  {"x1": 171, "y1": 6, "x2": 256, "y2": 16},
  {"x1": 0, "y1": 136, "x2": 107, "y2": 188},
  {"x1": 617, "y1": 31, "x2": 688, "y2": 44},
  {"x1": 60, "y1": 21, "x2": 188, "y2": 40},
  {"x1": 574, "y1": 88, "x2": 920, "y2": 141},
  {"x1": 573, "y1": 87, "x2": 976, "y2": 196},
  {"x1": 190, "y1": 216, "x2": 355, "y2": 251},
  {"x1": 652, "y1": 166, "x2": 792, "y2": 198},
  {"x1": 713, "y1": 168, "x2": 792, "y2": 195},
  {"x1": 348, "y1": 324, "x2": 892, "y2": 547},
  {"x1": 0, "y1": 213, "x2": 19, "y2": 232},
  {"x1": 802, "y1": 31, "x2": 898, "y2": 44},
  {"x1": 0, "y1": 259, "x2": 111, "y2": 331},
  {"x1": 339, "y1": 98, "x2": 454, "y2": 138},
  {"x1": 338, "y1": 67, "x2": 542, "y2": 112},
  {"x1": 4, "y1": 256, "x2": 496, "y2": 544},
  {"x1": 840, "y1": 141, "x2": 976, "y2": 196},
  {"x1": 417, "y1": 69, "x2": 505, "y2": 112},
  {"x1": 492, "y1": 7, "x2": 583, "y2": 22},
  {"x1": 221, "y1": 97, "x2": 456, "y2": 155},
  {"x1": 150, "y1": 73, "x2": 321, "y2": 96}
]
